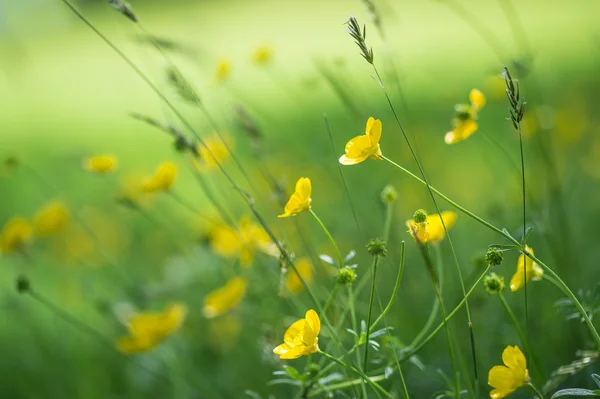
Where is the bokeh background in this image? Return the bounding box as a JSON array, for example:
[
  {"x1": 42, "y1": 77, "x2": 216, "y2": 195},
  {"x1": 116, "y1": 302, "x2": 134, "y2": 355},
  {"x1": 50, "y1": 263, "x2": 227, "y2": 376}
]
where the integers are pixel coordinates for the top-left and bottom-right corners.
[{"x1": 2, "y1": 0, "x2": 600, "y2": 397}]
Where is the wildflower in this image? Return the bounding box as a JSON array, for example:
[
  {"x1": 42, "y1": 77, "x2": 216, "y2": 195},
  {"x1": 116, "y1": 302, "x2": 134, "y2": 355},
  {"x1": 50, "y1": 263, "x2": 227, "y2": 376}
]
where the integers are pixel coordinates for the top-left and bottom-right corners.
[
  {"x1": 337, "y1": 266, "x2": 357, "y2": 285},
  {"x1": 215, "y1": 59, "x2": 231, "y2": 83},
  {"x1": 488, "y1": 345, "x2": 529, "y2": 398},
  {"x1": 366, "y1": 238, "x2": 387, "y2": 257},
  {"x1": 339, "y1": 117, "x2": 383, "y2": 165},
  {"x1": 278, "y1": 177, "x2": 312, "y2": 218},
  {"x1": 510, "y1": 246, "x2": 543, "y2": 292},
  {"x1": 190, "y1": 137, "x2": 231, "y2": 172},
  {"x1": 116, "y1": 303, "x2": 187, "y2": 354},
  {"x1": 252, "y1": 46, "x2": 273, "y2": 66},
  {"x1": 285, "y1": 258, "x2": 314, "y2": 294},
  {"x1": 84, "y1": 155, "x2": 118, "y2": 173},
  {"x1": 486, "y1": 248, "x2": 504, "y2": 266},
  {"x1": 445, "y1": 89, "x2": 486, "y2": 144},
  {"x1": 273, "y1": 309, "x2": 320, "y2": 359},
  {"x1": 203, "y1": 277, "x2": 247, "y2": 318},
  {"x1": 141, "y1": 161, "x2": 177, "y2": 193},
  {"x1": 33, "y1": 201, "x2": 70, "y2": 236},
  {"x1": 484, "y1": 273, "x2": 505, "y2": 295},
  {"x1": 406, "y1": 211, "x2": 457, "y2": 245},
  {"x1": 0, "y1": 217, "x2": 33, "y2": 254},
  {"x1": 380, "y1": 184, "x2": 397, "y2": 204}
]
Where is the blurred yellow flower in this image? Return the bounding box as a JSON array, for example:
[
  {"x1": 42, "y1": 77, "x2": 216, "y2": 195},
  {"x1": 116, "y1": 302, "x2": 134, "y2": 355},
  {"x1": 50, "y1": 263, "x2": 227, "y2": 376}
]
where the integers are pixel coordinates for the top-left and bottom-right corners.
[
  {"x1": 252, "y1": 46, "x2": 273, "y2": 66},
  {"x1": 209, "y1": 217, "x2": 277, "y2": 267},
  {"x1": 406, "y1": 211, "x2": 457, "y2": 245},
  {"x1": 84, "y1": 155, "x2": 117, "y2": 173},
  {"x1": 509, "y1": 246, "x2": 543, "y2": 292},
  {"x1": 209, "y1": 314, "x2": 242, "y2": 352},
  {"x1": 116, "y1": 303, "x2": 187, "y2": 354},
  {"x1": 33, "y1": 201, "x2": 70, "y2": 236},
  {"x1": 141, "y1": 161, "x2": 177, "y2": 193},
  {"x1": 339, "y1": 117, "x2": 383, "y2": 165},
  {"x1": 285, "y1": 258, "x2": 314, "y2": 295},
  {"x1": 0, "y1": 217, "x2": 33, "y2": 254},
  {"x1": 203, "y1": 277, "x2": 247, "y2": 318},
  {"x1": 445, "y1": 89, "x2": 486, "y2": 144},
  {"x1": 190, "y1": 137, "x2": 231, "y2": 172},
  {"x1": 273, "y1": 309, "x2": 320, "y2": 359},
  {"x1": 278, "y1": 177, "x2": 312, "y2": 218},
  {"x1": 216, "y1": 59, "x2": 231, "y2": 82},
  {"x1": 488, "y1": 345, "x2": 529, "y2": 398}
]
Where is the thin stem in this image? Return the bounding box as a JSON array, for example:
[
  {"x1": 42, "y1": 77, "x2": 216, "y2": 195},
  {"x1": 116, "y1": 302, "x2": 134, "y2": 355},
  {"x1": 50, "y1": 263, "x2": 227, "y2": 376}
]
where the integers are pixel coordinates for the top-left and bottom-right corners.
[
  {"x1": 518, "y1": 128, "x2": 529, "y2": 357},
  {"x1": 307, "y1": 374, "x2": 387, "y2": 397},
  {"x1": 528, "y1": 382, "x2": 545, "y2": 398},
  {"x1": 348, "y1": 284, "x2": 368, "y2": 398},
  {"x1": 497, "y1": 0, "x2": 534, "y2": 57},
  {"x1": 370, "y1": 242, "x2": 405, "y2": 332},
  {"x1": 168, "y1": 190, "x2": 211, "y2": 222},
  {"x1": 363, "y1": 255, "x2": 380, "y2": 373},
  {"x1": 322, "y1": 283, "x2": 340, "y2": 315},
  {"x1": 318, "y1": 350, "x2": 392, "y2": 398},
  {"x1": 309, "y1": 209, "x2": 344, "y2": 268}
]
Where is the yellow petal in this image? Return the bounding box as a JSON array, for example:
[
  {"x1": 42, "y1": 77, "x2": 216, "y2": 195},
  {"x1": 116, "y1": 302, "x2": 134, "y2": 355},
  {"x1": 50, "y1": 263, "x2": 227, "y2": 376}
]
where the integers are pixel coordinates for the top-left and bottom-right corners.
[
  {"x1": 470, "y1": 89, "x2": 486, "y2": 111},
  {"x1": 365, "y1": 117, "x2": 382, "y2": 145},
  {"x1": 283, "y1": 319, "x2": 307, "y2": 346},
  {"x1": 426, "y1": 211, "x2": 457, "y2": 244},
  {"x1": 84, "y1": 155, "x2": 117, "y2": 174},
  {"x1": 142, "y1": 162, "x2": 177, "y2": 193},
  {"x1": 296, "y1": 177, "x2": 311, "y2": 201},
  {"x1": 116, "y1": 334, "x2": 157, "y2": 354},
  {"x1": 303, "y1": 309, "x2": 320, "y2": 345},
  {"x1": 34, "y1": 201, "x2": 70, "y2": 236},
  {"x1": 488, "y1": 366, "x2": 517, "y2": 392},
  {"x1": 160, "y1": 303, "x2": 188, "y2": 335},
  {"x1": 510, "y1": 246, "x2": 542, "y2": 291},
  {"x1": 279, "y1": 177, "x2": 312, "y2": 217},
  {"x1": 339, "y1": 153, "x2": 368, "y2": 165},
  {"x1": 273, "y1": 343, "x2": 305, "y2": 359},
  {"x1": 285, "y1": 258, "x2": 313, "y2": 294},
  {"x1": 502, "y1": 346, "x2": 527, "y2": 372},
  {"x1": 444, "y1": 119, "x2": 479, "y2": 144},
  {"x1": 0, "y1": 217, "x2": 33, "y2": 253},
  {"x1": 203, "y1": 277, "x2": 247, "y2": 318}
]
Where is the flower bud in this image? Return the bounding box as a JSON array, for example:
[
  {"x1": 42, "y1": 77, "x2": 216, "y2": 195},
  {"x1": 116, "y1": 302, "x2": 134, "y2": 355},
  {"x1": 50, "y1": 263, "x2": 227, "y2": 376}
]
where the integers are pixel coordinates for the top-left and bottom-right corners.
[
  {"x1": 483, "y1": 273, "x2": 505, "y2": 294},
  {"x1": 486, "y1": 248, "x2": 504, "y2": 266},
  {"x1": 380, "y1": 185, "x2": 398, "y2": 204},
  {"x1": 337, "y1": 266, "x2": 357, "y2": 285},
  {"x1": 413, "y1": 209, "x2": 428, "y2": 224},
  {"x1": 366, "y1": 238, "x2": 387, "y2": 257}
]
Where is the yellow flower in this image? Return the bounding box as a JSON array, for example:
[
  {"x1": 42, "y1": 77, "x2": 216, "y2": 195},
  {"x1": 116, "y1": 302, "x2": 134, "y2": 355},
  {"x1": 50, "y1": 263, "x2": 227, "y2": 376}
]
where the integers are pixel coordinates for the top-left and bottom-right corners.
[
  {"x1": 0, "y1": 217, "x2": 33, "y2": 254},
  {"x1": 285, "y1": 258, "x2": 314, "y2": 295},
  {"x1": 278, "y1": 177, "x2": 312, "y2": 218},
  {"x1": 509, "y1": 246, "x2": 543, "y2": 292},
  {"x1": 252, "y1": 46, "x2": 273, "y2": 66},
  {"x1": 216, "y1": 59, "x2": 231, "y2": 82},
  {"x1": 141, "y1": 161, "x2": 177, "y2": 193},
  {"x1": 273, "y1": 309, "x2": 320, "y2": 359},
  {"x1": 190, "y1": 137, "x2": 231, "y2": 172},
  {"x1": 33, "y1": 201, "x2": 70, "y2": 236},
  {"x1": 203, "y1": 277, "x2": 247, "y2": 318},
  {"x1": 406, "y1": 211, "x2": 457, "y2": 244},
  {"x1": 445, "y1": 89, "x2": 486, "y2": 144},
  {"x1": 116, "y1": 303, "x2": 187, "y2": 354},
  {"x1": 488, "y1": 345, "x2": 529, "y2": 398},
  {"x1": 339, "y1": 117, "x2": 383, "y2": 165},
  {"x1": 84, "y1": 155, "x2": 118, "y2": 173}
]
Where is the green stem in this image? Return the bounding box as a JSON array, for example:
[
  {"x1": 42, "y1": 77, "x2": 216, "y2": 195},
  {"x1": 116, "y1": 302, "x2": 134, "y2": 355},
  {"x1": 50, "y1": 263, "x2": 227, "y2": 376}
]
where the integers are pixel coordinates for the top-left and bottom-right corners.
[
  {"x1": 370, "y1": 242, "x2": 405, "y2": 332},
  {"x1": 348, "y1": 284, "x2": 368, "y2": 398},
  {"x1": 322, "y1": 283, "x2": 340, "y2": 315},
  {"x1": 307, "y1": 374, "x2": 387, "y2": 397},
  {"x1": 528, "y1": 382, "x2": 545, "y2": 398},
  {"x1": 309, "y1": 209, "x2": 344, "y2": 268},
  {"x1": 318, "y1": 351, "x2": 392, "y2": 398},
  {"x1": 518, "y1": 128, "x2": 529, "y2": 355},
  {"x1": 363, "y1": 255, "x2": 380, "y2": 373}
]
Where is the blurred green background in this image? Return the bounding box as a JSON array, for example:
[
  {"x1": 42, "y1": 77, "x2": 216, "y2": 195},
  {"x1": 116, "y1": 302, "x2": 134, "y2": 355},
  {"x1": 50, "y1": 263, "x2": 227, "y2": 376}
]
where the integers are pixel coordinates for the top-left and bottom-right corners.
[{"x1": 2, "y1": 0, "x2": 600, "y2": 398}]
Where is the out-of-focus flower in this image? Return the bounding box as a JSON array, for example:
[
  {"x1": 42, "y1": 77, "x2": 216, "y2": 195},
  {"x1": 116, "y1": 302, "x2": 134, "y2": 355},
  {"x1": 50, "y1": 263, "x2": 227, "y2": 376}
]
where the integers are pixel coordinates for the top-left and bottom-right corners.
[
  {"x1": 488, "y1": 345, "x2": 529, "y2": 398},
  {"x1": 33, "y1": 201, "x2": 70, "y2": 236},
  {"x1": 141, "y1": 161, "x2": 177, "y2": 193},
  {"x1": 209, "y1": 217, "x2": 277, "y2": 267},
  {"x1": 509, "y1": 246, "x2": 543, "y2": 292},
  {"x1": 252, "y1": 46, "x2": 273, "y2": 66},
  {"x1": 84, "y1": 155, "x2": 118, "y2": 173},
  {"x1": 285, "y1": 258, "x2": 313, "y2": 295},
  {"x1": 116, "y1": 303, "x2": 187, "y2": 354},
  {"x1": 273, "y1": 309, "x2": 320, "y2": 359},
  {"x1": 278, "y1": 177, "x2": 312, "y2": 218},
  {"x1": 189, "y1": 137, "x2": 231, "y2": 172},
  {"x1": 215, "y1": 59, "x2": 231, "y2": 83},
  {"x1": 203, "y1": 277, "x2": 247, "y2": 318},
  {"x1": 339, "y1": 117, "x2": 383, "y2": 165},
  {"x1": 0, "y1": 217, "x2": 33, "y2": 254},
  {"x1": 406, "y1": 211, "x2": 457, "y2": 245},
  {"x1": 445, "y1": 89, "x2": 486, "y2": 144}
]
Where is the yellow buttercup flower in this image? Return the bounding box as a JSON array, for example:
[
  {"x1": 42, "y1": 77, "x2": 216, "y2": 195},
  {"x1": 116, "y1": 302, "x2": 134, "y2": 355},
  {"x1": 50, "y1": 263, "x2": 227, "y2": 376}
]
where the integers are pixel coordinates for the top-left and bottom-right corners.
[
  {"x1": 190, "y1": 137, "x2": 231, "y2": 172},
  {"x1": 406, "y1": 211, "x2": 457, "y2": 244},
  {"x1": 84, "y1": 155, "x2": 118, "y2": 173},
  {"x1": 141, "y1": 161, "x2": 177, "y2": 193},
  {"x1": 33, "y1": 201, "x2": 70, "y2": 236},
  {"x1": 510, "y1": 246, "x2": 543, "y2": 292},
  {"x1": 252, "y1": 46, "x2": 273, "y2": 66},
  {"x1": 339, "y1": 117, "x2": 383, "y2": 165},
  {"x1": 203, "y1": 277, "x2": 247, "y2": 318},
  {"x1": 116, "y1": 303, "x2": 187, "y2": 354},
  {"x1": 216, "y1": 59, "x2": 231, "y2": 82},
  {"x1": 0, "y1": 217, "x2": 33, "y2": 254},
  {"x1": 273, "y1": 309, "x2": 320, "y2": 359},
  {"x1": 445, "y1": 89, "x2": 486, "y2": 144},
  {"x1": 488, "y1": 345, "x2": 529, "y2": 398},
  {"x1": 285, "y1": 258, "x2": 314, "y2": 295},
  {"x1": 278, "y1": 177, "x2": 312, "y2": 218}
]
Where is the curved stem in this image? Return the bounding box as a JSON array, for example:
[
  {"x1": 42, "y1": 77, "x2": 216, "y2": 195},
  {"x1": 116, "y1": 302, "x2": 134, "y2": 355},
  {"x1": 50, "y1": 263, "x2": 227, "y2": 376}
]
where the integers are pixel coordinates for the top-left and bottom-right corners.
[
  {"x1": 309, "y1": 209, "x2": 344, "y2": 268},
  {"x1": 528, "y1": 382, "x2": 545, "y2": 398},
  {"x1": 370, "y1": 242, "x2": 405, "y2": 332}
]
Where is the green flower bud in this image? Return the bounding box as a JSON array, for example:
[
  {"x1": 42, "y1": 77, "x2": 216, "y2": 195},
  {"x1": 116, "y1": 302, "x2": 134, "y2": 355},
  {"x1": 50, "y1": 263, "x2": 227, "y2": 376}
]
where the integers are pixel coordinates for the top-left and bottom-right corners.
[
  {"x1": 483, "y1": 273, "x2": 505, "y2": 294},
  {"x1": 337, "y1": 266, "x2": 357, "y2": 285},
  {"x1": 486, "y1": 248, "x2": 504, "y2": 266},
  {"x1": 366, "y1": 238, "x2": 387, "y2": 257},
  {"x1": 380, "y1": 185, "x2": 398, "y2": 204},
  {"x1": 16, "y1": 275, "x2": 30, "y2": 294},
  {"x1": 413, "y1": 209, "x2": 428, "y2": 224}
]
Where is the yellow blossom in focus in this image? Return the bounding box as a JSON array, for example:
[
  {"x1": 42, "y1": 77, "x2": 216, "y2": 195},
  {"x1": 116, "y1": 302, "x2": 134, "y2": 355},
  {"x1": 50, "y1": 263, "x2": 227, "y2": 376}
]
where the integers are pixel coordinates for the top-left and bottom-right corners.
[
  {"x1": 406, "y1": 211, "x2": 457, "y2": 245},
  {"x1": 252, "y1": 46, "x2": 273, "y2": 66},
  {"x1": 445, "y1": 89, "x2": 486, "y2": 144},
  {"x1": 84, "y1": 155, "x2": 117, "y2": 174},
  {"x1": 510, "y1": 246, "x2": 543, "y2": 292},
  {"x1": 216, "y1": 59, "x2": 231, "y2": 82},
  {"x1": 116, "y1": 303, "x2": 187, "y2": 354},
  {"x1": 488, "y1": 345, "x2": 529, "y2": 398},
  {"x1": 278, "y1": 177, "x2": 312, "y2": 218},
  {"x1": 273, "y1": 309, "x2": 320, "y2": 359},
  {"x1": 190, "y1": 137, "x2": 231, "y2": 172},
  {"x1": 203, "y1": 277, "x2": 247, "y2": 318},
  {"x1": 285, "y1": 258, "x2": 314, "y2": 295},
  {"x1": 0, "y1": 217, "x2": 33, "y2": 254},
  {"x1": 339, "y1": 117, "x2": 383, "y2": 165},
  {"x1": 141, "y1": 161, "x2": 177, "y2": 193},
  {"x1": 33, "y1": 201, "x2": 70, "y2": 236}
]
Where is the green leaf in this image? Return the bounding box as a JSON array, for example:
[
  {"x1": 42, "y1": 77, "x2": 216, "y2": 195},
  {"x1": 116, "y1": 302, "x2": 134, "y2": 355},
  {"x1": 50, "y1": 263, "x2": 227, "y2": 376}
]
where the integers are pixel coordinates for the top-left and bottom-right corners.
[
  {"x1": 283, "y1": 365, "x2": 304, "y2": 381},
  {"x1": 592, "y1": 374, "x2": 600, "y2": 388},
  {"x1": 551, "y1": 388, "x2": 600, "y2": 398}
]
